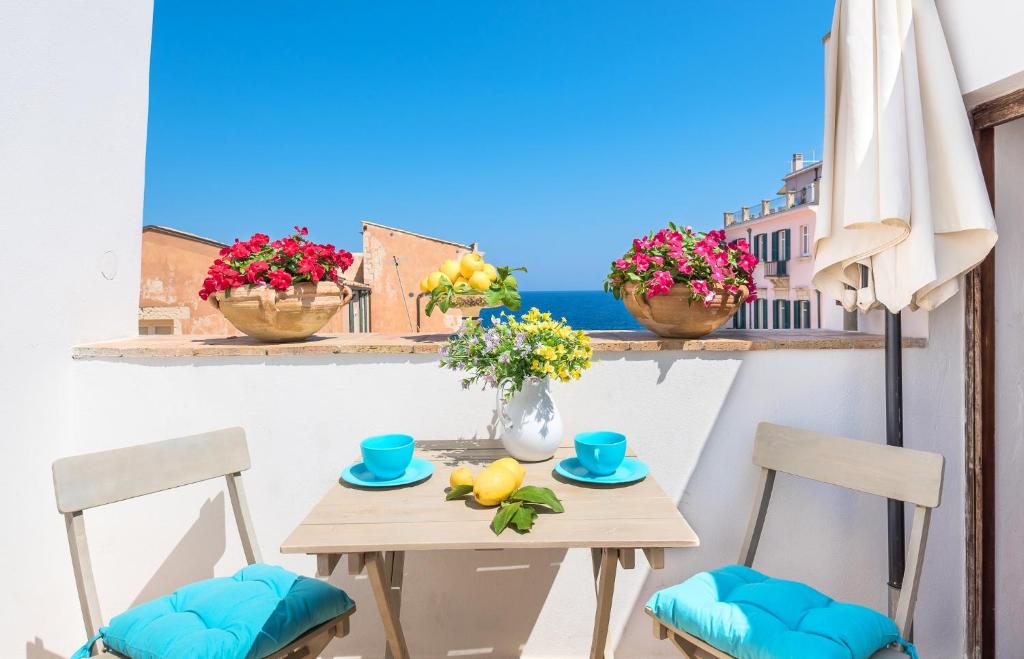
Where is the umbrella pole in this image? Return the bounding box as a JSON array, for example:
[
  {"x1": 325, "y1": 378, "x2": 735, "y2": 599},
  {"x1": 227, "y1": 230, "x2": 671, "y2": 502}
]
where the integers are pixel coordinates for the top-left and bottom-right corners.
[{"x1": 885, "y1": 310, "x2": 906, "y2": 617}]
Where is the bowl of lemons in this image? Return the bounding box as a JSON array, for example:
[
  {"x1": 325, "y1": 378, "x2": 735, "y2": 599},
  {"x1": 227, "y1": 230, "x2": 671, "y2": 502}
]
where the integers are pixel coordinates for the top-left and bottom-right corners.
[{"x1": 421, "y1": 252, "x2": 526, "y2": 319}]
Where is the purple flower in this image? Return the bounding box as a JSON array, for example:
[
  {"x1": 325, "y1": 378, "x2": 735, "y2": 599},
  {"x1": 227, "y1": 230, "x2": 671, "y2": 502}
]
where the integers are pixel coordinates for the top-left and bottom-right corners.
[
  {"x1": 514, "y1": 332, "x2": 526, "y2": 349},
  {"x1": 498, "y1": 352, "x2": 511, "y2": 364}
]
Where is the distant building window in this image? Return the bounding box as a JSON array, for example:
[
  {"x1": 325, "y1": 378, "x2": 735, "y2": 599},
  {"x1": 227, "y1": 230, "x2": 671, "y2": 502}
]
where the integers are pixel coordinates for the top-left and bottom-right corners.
[
  {"x1": 800, "y1": 225, "x2": 811, "y2": 256},
  {"x1": 139, "y1": 319, "x2": 175, "y2": 335},
  {"x1": 770, "y1": 229, "x2": 791, "y2": 262},
  {"x1": 753, "y1": 233, "x2": 768, "y2": 261},
  {"x1": 793, "y1": 300, "x2": 811, "y2": 328},
  {"x1": 732, "y1": 303, "x2": 748, "y2": 329},
  {"x1": 772, "y1": 299, "x2": 791, "y2": 329},
  {"x1": 752, "y1": 299, "x2": 768, "y2": 329}
]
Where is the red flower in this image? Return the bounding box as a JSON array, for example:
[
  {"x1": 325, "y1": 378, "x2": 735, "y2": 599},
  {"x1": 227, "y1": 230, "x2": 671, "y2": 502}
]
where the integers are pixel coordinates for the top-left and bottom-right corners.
[
  {"x1": 268, "y1": 269, "x2": 293, "y2": 290},
  {"x1": 245, "y1": 260, "x2": 270, "y2": 284},
  {"x1": 297, "y1": 256, "x2": 326, "y2": 282},
  {"x1": 280, "y1": 238, "x2": 300, "y2": 256},
  {"x1": 230, "y1": 241, "x2": 251, "y2": 259},
  {"x1": 294, "y1": 225, "x2": 309, "y2": 236}
]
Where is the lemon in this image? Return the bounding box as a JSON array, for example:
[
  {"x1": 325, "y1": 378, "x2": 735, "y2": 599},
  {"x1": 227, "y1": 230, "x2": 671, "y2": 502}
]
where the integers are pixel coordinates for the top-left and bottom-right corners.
[
  {"x1": 453, "y1": 274, "x2": 469, "y2": 288},
  {"x1": 450, "y1": 466, "x2": 475, "y2": 488},
  {"x1": 473, "y1": 466, "x2": 517, "y2": 506},
  {"x1": 440, "y1": 259, "x2": 461, "y2": 282},
  {"x1": 504, "y1": 274, "x2": 518, "y2": 289},
  {"x1": 468, "y1": 270, "x2": 492, "y2": 291},
  {"x1": 460, "y1": 252, "x2": 485, "y2": 277},
  {"x1": 482, "y1": 263, "x2": 498, "y2": 282},
  {"x1": 489, "y1": 457, "x2": 526, "y2": 489},
  {"x1": 426, "y1": 271, "x2": 445, "y2": 291},
  {"x1": 419, "y1": 276, "x2": 430, "y2": 293}
]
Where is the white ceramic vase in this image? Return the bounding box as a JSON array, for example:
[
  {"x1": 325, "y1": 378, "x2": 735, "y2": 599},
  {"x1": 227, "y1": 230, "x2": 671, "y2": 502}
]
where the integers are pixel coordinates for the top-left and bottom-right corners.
[{"x1": 497, "y1": 378, "x2": 564, "y2": 462}]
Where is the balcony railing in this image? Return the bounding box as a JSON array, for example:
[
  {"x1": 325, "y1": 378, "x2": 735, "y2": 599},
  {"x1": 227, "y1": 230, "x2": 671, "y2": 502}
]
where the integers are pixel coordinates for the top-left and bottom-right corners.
[
  {"x1": 764, "y1": 260, "x2": 788, "y2": 277},
  {"x1": 724, "y1": 182, "x2": 819, "y2": 226}
]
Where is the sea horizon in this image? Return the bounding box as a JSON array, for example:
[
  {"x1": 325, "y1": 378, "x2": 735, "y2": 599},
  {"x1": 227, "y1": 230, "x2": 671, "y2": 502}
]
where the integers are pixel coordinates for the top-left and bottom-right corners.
[{"x1": 482, "y1": 290, "x2": 642, "y2": 331}]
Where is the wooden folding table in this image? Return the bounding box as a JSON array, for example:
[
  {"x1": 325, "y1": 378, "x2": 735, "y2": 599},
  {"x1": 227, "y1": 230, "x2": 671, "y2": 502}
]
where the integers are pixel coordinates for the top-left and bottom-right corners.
[{"x1": 281, "y1": 439, "x2": 698, "y2": 659}]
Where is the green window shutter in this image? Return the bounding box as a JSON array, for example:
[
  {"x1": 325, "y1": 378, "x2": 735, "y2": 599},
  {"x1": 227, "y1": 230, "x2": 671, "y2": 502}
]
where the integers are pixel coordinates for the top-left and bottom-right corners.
[
  {"x1": 785, "y1": 300, "x2": 792, "y2": 329},
  {"x1": 784, "y1": 229, "x2": 791, "y2": 260},
  {"x1": 772, "y1": 300, "x2": 778, "y2": 329},
  {"x1": 761, "y1": 300, "x2": 768, "y2": 329},
  {"x1": 770, "y1": 231, "x2": 779, "y2": 262}
]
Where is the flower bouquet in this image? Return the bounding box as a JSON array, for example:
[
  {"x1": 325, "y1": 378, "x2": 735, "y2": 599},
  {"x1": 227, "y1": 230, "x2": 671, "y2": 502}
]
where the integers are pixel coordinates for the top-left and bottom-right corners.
[
  {"x1": 440, "y1": 308, "x2": 593, "y2": 461},
  {"x1": 604, "y1": 223, "x2": 758, "y2": 338}
]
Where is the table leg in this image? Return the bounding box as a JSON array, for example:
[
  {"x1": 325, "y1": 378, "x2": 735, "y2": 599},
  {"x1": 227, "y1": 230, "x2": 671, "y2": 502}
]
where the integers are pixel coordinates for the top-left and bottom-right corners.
[
  {"x1": 383, "y1": 551, "x2": 406, "y2": 659},
  {"x1": 365, "y1": 551, "x2": 410, "y2": 659},
  {"x1": 590, "y1": 548, "x2": 618, "y2": 659}
]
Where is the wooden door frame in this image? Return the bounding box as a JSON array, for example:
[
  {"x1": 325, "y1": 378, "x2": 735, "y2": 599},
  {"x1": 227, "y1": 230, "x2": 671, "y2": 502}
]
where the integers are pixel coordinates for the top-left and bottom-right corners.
[{"x1": 966, "y1": 87, "x2": 1024, "y2": 659}]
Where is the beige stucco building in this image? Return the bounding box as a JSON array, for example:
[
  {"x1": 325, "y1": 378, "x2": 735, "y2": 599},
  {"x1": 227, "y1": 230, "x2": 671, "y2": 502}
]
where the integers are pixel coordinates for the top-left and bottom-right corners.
[{"x1": 139, "y1": 223, "x2": 474, "y2": 335}]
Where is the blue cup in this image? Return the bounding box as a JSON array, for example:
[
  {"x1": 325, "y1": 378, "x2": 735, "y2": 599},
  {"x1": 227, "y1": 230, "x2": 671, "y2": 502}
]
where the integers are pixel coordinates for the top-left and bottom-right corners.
[
  {"x1": 360, "y1": 434, "x2": 414, "y2": 480},
  {"x1": 574, "y1": 431, "x2": 627, "y2": 476}
]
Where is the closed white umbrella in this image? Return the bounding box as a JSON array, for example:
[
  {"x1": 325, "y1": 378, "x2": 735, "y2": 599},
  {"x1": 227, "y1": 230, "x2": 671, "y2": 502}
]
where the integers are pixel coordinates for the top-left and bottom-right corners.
[
  {"x1": 812, "y1": 0, "x2": 997, "y2": 611},
  {"x1": 814, "y1": 0, "x2": 996, "y2": 311}
]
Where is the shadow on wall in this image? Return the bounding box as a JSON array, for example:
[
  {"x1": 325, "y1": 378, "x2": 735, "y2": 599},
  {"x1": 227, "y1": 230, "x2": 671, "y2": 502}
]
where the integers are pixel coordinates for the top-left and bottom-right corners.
[
  {"x1": 26, "y1": 495, "x2": 226, "y2": 659},
  {"x1": 131, "y1": 494, "x2": 226, "y2": 607},
  {"x1": 324, "y1": 549, "x2": 566, "y2": 658}
]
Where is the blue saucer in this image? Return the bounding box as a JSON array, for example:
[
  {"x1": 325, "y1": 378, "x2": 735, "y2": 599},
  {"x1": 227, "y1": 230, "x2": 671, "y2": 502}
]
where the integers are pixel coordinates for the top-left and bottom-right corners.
[
  {"x1": 341, "y1": 457, "x2": 434, "y2": 488},
  {"x1": 555, "y1": 457, "x2": 649, "y2": 485}
]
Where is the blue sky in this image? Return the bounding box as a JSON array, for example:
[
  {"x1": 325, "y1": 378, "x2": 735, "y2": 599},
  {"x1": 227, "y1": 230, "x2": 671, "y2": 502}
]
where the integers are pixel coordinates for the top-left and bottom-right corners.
[{"x1": 144, "y1": 1, "x2": 833, "y2": 290}]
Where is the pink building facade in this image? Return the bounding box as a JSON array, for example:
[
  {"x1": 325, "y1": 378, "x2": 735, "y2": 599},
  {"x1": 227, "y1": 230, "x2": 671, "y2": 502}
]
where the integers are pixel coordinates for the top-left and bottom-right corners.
[{"x1": 723, "y1": 154, "x2": 851, "y2": 331}]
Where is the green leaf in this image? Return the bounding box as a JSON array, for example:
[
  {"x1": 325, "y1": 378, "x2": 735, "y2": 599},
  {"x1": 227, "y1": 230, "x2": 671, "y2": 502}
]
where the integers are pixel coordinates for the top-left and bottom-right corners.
[
  {"x1": 509, "y1": 485, "x2": 564, "y2": 513},
  {"x1": 425, "y1": 296, "x2": 438, "y2": 316},
  {"x1": 484, "y1": 289, "x2": 503, "y2": 305},
  {"x1": 503, "y1": 289, "x2": 522, "y2": 311},
  {"x1": 445, "y1": 484, "x2": 474, "y2": 501},
  {"x1": 491, "y1": 501, "x2": 521, "y2": 535},
  {"x1": 509, "y1": 505, "x2": 538, "y2": 533}
]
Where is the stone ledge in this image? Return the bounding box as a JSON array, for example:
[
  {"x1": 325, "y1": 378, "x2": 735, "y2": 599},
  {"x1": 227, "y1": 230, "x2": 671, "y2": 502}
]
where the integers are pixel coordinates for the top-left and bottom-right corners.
[{"x1": 72, "y1": 330, "x2": 927, "y2": 359}]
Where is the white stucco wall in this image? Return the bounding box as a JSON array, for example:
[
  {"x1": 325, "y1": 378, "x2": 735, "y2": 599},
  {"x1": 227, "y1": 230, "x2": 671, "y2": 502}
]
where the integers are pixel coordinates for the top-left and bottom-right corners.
[
  {"x1": 50, "y1": 344, "x2": 961, "y2": 659},
  {"x1": 0, "y1": 2, "x2": 154, "y2": 659},
  {"x1": 935, "y1": 0, "x2": 1024, "y2": 106},
  {"x1": 993, "y1": 118, "x2": 1024, "y2": 658}
]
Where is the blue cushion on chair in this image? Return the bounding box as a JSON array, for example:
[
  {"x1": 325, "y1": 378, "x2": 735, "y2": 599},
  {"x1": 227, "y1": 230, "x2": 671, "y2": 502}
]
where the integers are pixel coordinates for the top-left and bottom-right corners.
[
  {"x1": 73, "y1": 564, "x2": 353, "y2": 659},
  {"x1": 647, "y1": 564, "x2": 913, "y2": 659}
]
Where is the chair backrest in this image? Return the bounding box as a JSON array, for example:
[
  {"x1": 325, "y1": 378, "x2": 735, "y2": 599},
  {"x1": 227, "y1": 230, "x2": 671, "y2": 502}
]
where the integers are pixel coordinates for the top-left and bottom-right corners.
[
  {"x1": 52, "y1": 427, "x2": 261, "y2": 639},
  {"x1": 738, "y1": 422, "x2": 944, "y2": 639}
]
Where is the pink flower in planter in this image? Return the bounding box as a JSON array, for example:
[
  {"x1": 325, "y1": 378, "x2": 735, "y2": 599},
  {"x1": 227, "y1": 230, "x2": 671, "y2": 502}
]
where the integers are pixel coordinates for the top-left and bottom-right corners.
[
  {"x1": 739, "y1": 253, "x2": 758, "y2": 273},
  {"x1": 614, "y1": 258, "x2": 630, "y2": 270},
  {"x1": 633, "y1": 252, "x2": 652, "y2": 272},
  {"x1": 648, "y1": 270, "x2": 674, "y2": 296}
]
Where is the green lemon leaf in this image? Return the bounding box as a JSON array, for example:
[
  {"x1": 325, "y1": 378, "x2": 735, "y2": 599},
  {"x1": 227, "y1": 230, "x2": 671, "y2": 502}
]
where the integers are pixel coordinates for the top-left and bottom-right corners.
[
  {"x1": 509, "y1": 486, "x2": 564, "y2": 513},
  {"x1": 484, "y1": 289, "x2": 503, "y2": 305},
  {"x1": 503, "y1": 289, "x2": 522, "y2": 311},
  {"x1": 491, "y1": 501, "x2": 521, "y2": 535},
  {"x1": 445, "y1": 484, "x2": 474, "y2": 501},
  {"x1": 509, "y1": 505, "x2": 538, "y2": 533}
]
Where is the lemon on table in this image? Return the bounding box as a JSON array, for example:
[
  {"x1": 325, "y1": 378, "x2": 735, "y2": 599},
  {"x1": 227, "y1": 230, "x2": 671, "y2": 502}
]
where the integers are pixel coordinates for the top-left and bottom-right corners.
[
  {"x1": 489, "y1": 457, "x2": 526, "y2": 489},
  {"x1": 419, "y1": 276, "x2": 431, "y2": 293},
  {"x1": 482, "y1": 263, "x2": 498, "y2": 282},
  {"x1": 453, "y1": 274, "x2": 469, "y2": 287},
  {"x1": 468, "y1": 270, "x2": 491, "y2": 291},
  {"x1": 473, "y1": 467, "x2": 517, "y2": 506},
  {"x1": 450, "y1": 466, "x2": 475, "y2": 488},
  {"x1": 503, "y1": 274, "x2": 518, "y2": 289},
  {"x1": 440, "y1": 259, "x2": 461, "y2": 282},
  {"x1": 426, "y1": 271, "x2": 445, "y2": 291},
  {"x1": 460, "y1": 252, "x2": 485, "y2": 277}
]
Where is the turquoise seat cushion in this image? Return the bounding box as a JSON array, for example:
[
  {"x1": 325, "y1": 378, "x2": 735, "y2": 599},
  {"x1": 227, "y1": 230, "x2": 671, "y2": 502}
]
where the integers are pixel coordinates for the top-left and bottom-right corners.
[
  {"x1": 75, "y1": 564, "x2": 353, "y2": 659},
  {"x1": 647, "y1": 564, "x2": 913, "y2": 659}
]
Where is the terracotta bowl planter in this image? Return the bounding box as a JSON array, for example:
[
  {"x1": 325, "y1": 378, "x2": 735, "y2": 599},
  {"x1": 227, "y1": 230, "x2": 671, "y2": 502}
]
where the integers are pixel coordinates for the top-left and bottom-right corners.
[
  {"x1": 621, "y1": 281, "x2": 747, "y2": 338},
  {"x1": 209, "y1": 281, "x2": 353, "y2": 342},
  {"x1": 450, "y1": 293, "x2": 497, "y2": 320}
]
